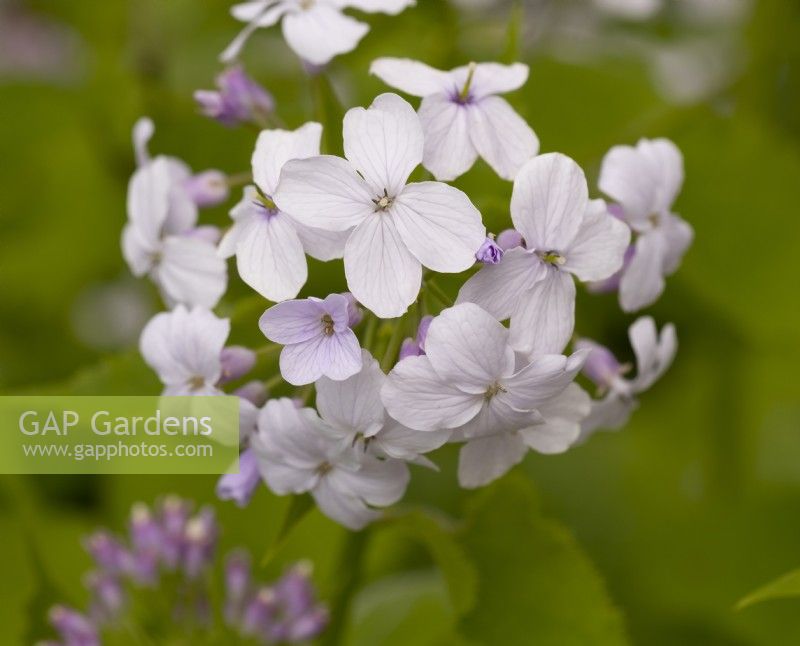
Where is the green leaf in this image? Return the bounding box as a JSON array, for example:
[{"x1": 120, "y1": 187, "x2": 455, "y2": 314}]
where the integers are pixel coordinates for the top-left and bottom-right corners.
[
  {"x1": 737, "y1": 569, "x2": 800, "y2": 610},
  {"x1": 261, "y1": 494, "x2": 315, "y2": 565},
  {"x1": 455, "y1": 475, "x2": 629, "y2": 646}
]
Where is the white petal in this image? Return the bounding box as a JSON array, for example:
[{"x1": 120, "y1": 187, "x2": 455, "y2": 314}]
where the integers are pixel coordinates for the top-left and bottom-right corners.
[
  {"x1": 518, "y1": 383, "x2": 590, "y2": 454},
  {"x1": 122, "y1": 223, "x2": 158, "y2": 277},
  {"x1": 254, "y1": 398, "x2": 329, "y2": 470},
  {"x1": 369, "y1": 57, "x2": 452, "y2": 97},
  {"x1": 457, "y1": 433, "x2": 527, "y2": 489},
  {"x1": 392, "y1": 181, "x2": 485, "y2": 273},
  {"x1": 327, "y1": 455, "x2": 409, "y2": 507},
  {"x1": 456, "y1": 247, "x2": 546, "y2": 321},
  {"x1": 468, "y1": 62, "x2": 529, "y2": 98},
  {"x1": 343, "y1": 93, "x2": 423, "y2": 196},
  {"x1": 629, "y1": 317, "x2": 677, "y2": 392},
  {"x1": 418, "y1": 95, "x2": 477, "y2": 181},
  {"x1": 252, "y1": 122, "x2": 322, "y2": 196},
  {"x1": 127, "y1": 160, "x2": 171, "y2": 241},
  {"x1": 132, "y1": 117, "x2": 154, "y2": 167},
  {"x1": 563, "y1": 199, "x2": 632, "y2": 282},
  {"x1": 312, "y1": 478, "x2": 378, "y2": 530},
  {"x1": 468, "y1": 96, "x2": 539, "y2": 181},
  {"x1": 344, "y1": 214, "x2": 421, "y2": 318},
  {"x1": 509, "y1": 270, "x2": 575, "y2": 355},
  {"x1": 454, "y1": 397, "x2": 543, "y2": 439},
  {"x1": 382, "y1": 355, "x2": 483, "y2": 431},
  {"x1": 424, "y1": 303, "x2": 515, "y2": 392},
  {"x1": 660, "y1": 213, "x2": 693, "y2": 275},
  {"x1": 502, "y1": 350, "x2": 586, "y2": 410},
  {"x1": 618, "y1": 230, "x2": 666, "y2": 312},
  {"x1": 281, "y1": 4, "x2": 368, "y2": 66},
  {"x1": 316, "y1": 350, "x2": 386, "y2": 437},
  {"x1": 373, "y1": 418, "x2": 451, "y2": 461},
  {"x1": 231, "y1": 1, "x2": 284, "y2": 23},
  {"x1": 292, "y1": 219, "x2": 350, "y2": 261},
  {"x1": 510, "y1": 153, "x2": 587, "y2": 250},
  {"x1": 336, "y1": 0, "x2": 415, "y2": 15},
  {"x1": 638, "y1": 138, "x2": 684, "y2": 215},
  {"x1": 156, "y1": 236, "x2": 228, "y2": 308},
  {"x1": 274, "y1": 155, "x2": 375, "y2": 231},
  {"x1": 579, "y1": 393, "x2": 636, "y2": 440},
  {"x1": 279, "y1": 330, "x2": 362, "y2": 385}
]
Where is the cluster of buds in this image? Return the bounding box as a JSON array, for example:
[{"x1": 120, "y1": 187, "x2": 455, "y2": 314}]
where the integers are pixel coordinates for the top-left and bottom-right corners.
[{"x1": 39, "y1": 497, "x2": 327, "y2": 645}]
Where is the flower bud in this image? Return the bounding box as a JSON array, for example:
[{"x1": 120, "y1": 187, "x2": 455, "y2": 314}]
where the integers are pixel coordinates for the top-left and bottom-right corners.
[
  {"x1": 182, "y1": 507, "x2": 218, "y2": 579},
  {"x1": 234, "y1": 380, "x2": 269, "y2": 407},
  {"x1": 83, "y1": 532, "x2": 132, "y2": 576},
  {"x1": 183, "y1": 170, "x2": 229, "y2": 208},
  {"x1": 49, "y1": 605, "x2": 98, "y2": 645},
  {"x1": 574, "y1": 339, "x2": 623, "y2": 390},
  {"x1": 398, "y1": 338, "x2": 421, "y2": 361},
  {"x1": 184, "y1": 224, "x2": 223, "y2": 245},
  {"x1": 476, "y1": 237, "x2": 503, "y2": 264},
  {"x1": 158, "y1": 495, "x2": 191, "y2": 570},
  {"x1": 224, "y1": 549, "x2": 252, "y2": 625},
  {"x1": 216, "y1": 448, "x2": 261, "y2": 508},
  {"x1": 241, "y1": 587, "x2": 278, "y2": 637},
  {"x1": 496, "y1": 228, "x2": 525, "y2": 250},
  {"x1": 195, "y1": 66, "x2": 274, "y2": 127},
  {"x1": 85, "y1": 571, "x2": 125, "y2": 621},
  {"x1": 219, "y1": 346, "x2": 257, "y2": 385}
]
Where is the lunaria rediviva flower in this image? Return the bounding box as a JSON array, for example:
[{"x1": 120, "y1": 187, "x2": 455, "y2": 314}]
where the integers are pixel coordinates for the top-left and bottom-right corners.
[
  {"x1": 370, "y1": 58, "x2": 539, "y2": 180},
  {"x1": 274, "y1": 93, "x2": 486, "y2": 317}
]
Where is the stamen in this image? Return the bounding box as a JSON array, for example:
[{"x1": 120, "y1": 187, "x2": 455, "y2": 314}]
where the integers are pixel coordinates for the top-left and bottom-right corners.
[
  {"x1": 188, "y1": 375, "x2": 206, "y2": 390},
  {"x1": 458, "y1": 61, "x2": 477, "y2": 103},
  {"x1": 484, "y1": 382, "x2": 507, "y2": 400},
  {"x1": 372, "y1": 188, "x2": 393, "y2": 211},
  {"x1": 321, "y1": 314, "x2": 335, "y2": 336},
  {"x1": 537, "y1": 249, "x2": 566, "y2": 266}
]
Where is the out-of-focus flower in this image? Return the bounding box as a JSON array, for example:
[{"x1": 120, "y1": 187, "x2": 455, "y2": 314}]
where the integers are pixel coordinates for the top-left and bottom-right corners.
[
  {"x1": 219, "y1": 346, "x2": 258, "y2": 385},
  {"x1": 370, "y1": 59, "x2": 539, "y2": 180},
  {"x1": 216, "y1": 447, "x2": 262, "y2": 506},
  {"x1": 459, "y1": 153, "x2": 631, "y2": 355},
  {"x1": 495, "y1": 228, "x2": 526, "y2": 251},
  {"x1": 222, "y1": 0, "x2": 415, "y2": 66},
  {"x1": 274, "y1": 94, "x2": 486, "y2": 318},
  {"x1": 398, "y1": 315, "x2": 433, "y2": 360},
  {"x1": 194, "y1": 66, "x2": 274, "y2": 127},
  {"x1": 578, "y1": 316, "x2": 677, "y2": 439},
  {"x1": 259, "y1": 294, "x2": 362, "y2": 385},
  {"x1": 218, "y1": 122, "x2": 349, "y2": 302},
  {"x1": 252, "y1": 398, "x2": 409, "y2": 529},
  {"x1": 598, "y1": 138, "x2": 693, "y2": 311}
]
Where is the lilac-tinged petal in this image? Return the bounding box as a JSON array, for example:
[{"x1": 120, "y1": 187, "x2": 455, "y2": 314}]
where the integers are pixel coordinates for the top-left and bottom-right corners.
[
  {"x1": 219, "y1": 346, "x2": 257, "y2": 385},
  {"x1": 216, "y1": 448, "x2": 261, "y2": 507},
  {"x1": 660, "y1": 212, "x2": 693, "y2": 274},
  {"x1": 418, "y1": 95, "x2": 477, "y2": 181},
  {"x1": 344, "y1": 213, "x2": 422, "y2": 318},
  {"x1": 510, "y1": 153, "x2": 588, "y2": 251},
  {"x1": 618, "y1": 229, "x2": 666, "y2": 312},
  {"x1": 183, "y1": 170, "x2": 229, "y2": 207},
  {"x1": 456, "y1": 247, "x2": 546, "y2": 321},
  {"x1": 476, "y1": 237, "x2": 503, "y2": 264},
  {"x1": 370, "y1": 57, "x2": 452, "y2": 97},
  {"x1": 382, "y1": 355, "x2": 483, "y2": 431},
  {"x1": 468, "y1": 96, "x2": 539, "y2": 181},
  {"x1": 343, "y1": 93, "x2": 423, "y2": 196},
  {"x1": 574, "y1": 338, "x2": 624, "y2": 390},
  {"x1": 326, "y1": 455, "x2": 409, "y2": 507},
  {"x1": 503, "y1": 350, "x2": 587, "y2": 410},
  {"x1": 455, "y1": 397, "x2": 543, "y2": 439},
  {"x1": 252, "y1": 122, "x2": 322, "y2": 196},
  {"x1": 579, "y1": 393, "x2": 637, "y2": 440},
  {"x1": 156, "y1": 236, "x2": 228, "y2": 308},
  {"x1": 312, "y1": 478, "x2": 379, "y2": 530},
  {"x1": 509, "y1": 270, "x2": 576, "y2": 355},
  {"x1": 373, "y1": 417, "x2": 451, "y2": 461},
  {"x1": 496, "y1": 228, "x2": 525, "y2": 250},
  {"x1": 518, "y1": 383, "x2": 590, "y2": 454},
  {"x1": 279, "y1": 331, "x2": 362, "y2": 385},
  {"x1": 465, "y1": 62, "x2": 529, "y2": 98},
  {"x1": 275, "y1": 155, "x2": 375, "y2": 231},
  {"x1": 629, "y1": 317, "x2": 677, "y2": 392},
  {"x1": 260, "y1": 298, "x2": 325, "y2": 345},
  {"x1": 392, "y1": 181, "x2": 486, "y2": 273},
  {"x1": 424, "y1": 303, "x2": 515, "y2": 392},
  {"x1": 457, "y1": 433, "x2": 527, "y2": 489},
  {"x1": 563, "y1": 199, "x2": 631, "y2": 282},
  {"x1": 292, "y1": 219, "x2": 350, "y2": 261},
  {"x1": 281, "y1": 4, "x2": 368, "y2": 66}
]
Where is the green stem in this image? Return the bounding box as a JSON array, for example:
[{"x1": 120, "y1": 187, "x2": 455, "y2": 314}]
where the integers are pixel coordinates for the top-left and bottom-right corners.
[
  {"x1": 361, "y1": 314, "x2": 379, "y2": 353},
  {"x1": 225, "y1": 171, "x2": 252, "y2": 188},
  {"x1": 380, "y1": 316, "x2": 407, "y2": 373},
  {"x1": 255, "y1": 343, "x2": 281, "y2": 358},
  {"x1": 264, "y1": 373, "x2": 284, "y2": 391},
  {"x1": 458, "y1": 62, "x2": 477, "y2": 102},
  {"x1": 425, "y1": 279, "x2": 454, "y2": 308}
]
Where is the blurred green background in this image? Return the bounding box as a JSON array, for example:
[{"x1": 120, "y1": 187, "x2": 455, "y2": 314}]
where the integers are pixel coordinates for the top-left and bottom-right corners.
[{"x1": 1, "y1": 0, "x2": 799, "y2": 643}]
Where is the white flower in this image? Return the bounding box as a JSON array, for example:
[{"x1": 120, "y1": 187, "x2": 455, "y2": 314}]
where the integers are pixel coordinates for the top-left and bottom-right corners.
[
  {"x1": 458, "y1": 153, "x2": 631, "y2": 355},
  {"x1": 370, "y1": 58, "x2": 539, "y2": 180},
  {"x1": 123, "y1": 118, "x2": 227, "y2": 308},
  {"x1": 577, "y1": 316, "x2": 677, "y2": 440},
  {"x1": 274, "y1": 93, "x2": 486, "y2": 317},
  {"x1": 139, "y1": 305, "x2": 230, "y2": 396},
  {"x1": 218, "y1": 122, "x2": 348, "y2": 302},
  {"x1": 598, "y1": 137, "x2": 693, "y2": 312},
  {"x1": 222, "y1": 0, "x2": 415, "y2": 66},
  {"x1": 316, "y1": 349, "x2": 450, "y2": 464},
  {"x1": 251, "y1": 397, "x2": 410, "y2": 530}
]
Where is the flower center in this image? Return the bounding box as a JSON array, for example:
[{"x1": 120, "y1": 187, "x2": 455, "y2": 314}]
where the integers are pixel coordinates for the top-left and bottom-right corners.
[
  {"x1": 321, "y1": 314, "x2": 335, "y2": 336},
  {"x1": 484, "y1": 382, "x2": 507, "y2": 400},
  {"x1": 372, "y1": 188, "x2": 393, "y2": 211},
  {"x1": 299, "y1": 0, "x2": 315, "y2": 10},
  {"x1": 457, "y1": 61, "x2": 477, "y2": 104},
  {"x1": 255, "y1": 188, "x2": 279, "y2": 218},
  {"x1": 188, "y1": 375, "x2": 206, "y2": 390},
  {"x1": 316, "y1": 461, "x2": 332, "y2": 476},
  {"x1": 536, "y1": 249, "x2": 566, "y2": 266}
]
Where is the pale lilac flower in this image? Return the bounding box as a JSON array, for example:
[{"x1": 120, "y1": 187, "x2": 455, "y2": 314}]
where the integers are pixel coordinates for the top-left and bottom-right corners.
[
  {"x1": 578, "y1": 316, "x2": 678, "y2": 439},
  {"x1": 370, "y1": 58, "x2": 539, "y2": 180},
  {"x1": 222, "y1": 0, "x2": 415, "y2": 66},
  {"x1": 458, "y1": 153, "x2": 631, "y2": 354},
  {"x1": 251, "y1": 398, "x2": 410, "y2": 530},
  {"x1": 216, "y1": 447, "x2": 262, "y2": 507},
  {"x1": 123, "y1": 118, "x2": 227, "y2": 308},
  {"x1": 218, "y1": 122, "x2": 349, "y2": 302},
  {"x1": 316, "y1": 350, "x2": 450, "y2": 464},
  {"x1": 49, "y1": 606, "x2": 99, "y2": 646},
  {"x1": 259, "y1": 294, "x2": 362, "y2": 385},
  {"x1": 476, "y1": 236, "x2": 503, "y2": 264},
  {"x1": 183, "y1": 508, "x2": 218, "y2": 580},
  {"x1": 234, "y1": 380, "x2": 269, "y2": 406},
  {"x1": 495, "y1": 228, "x2": 525, "y2": 250},
  {"x1": 598, "y1": 138, "x2": 693, "y2": 311},
  {"x1": 274, "y1": 94, "x2": 486, "y2": 317},
  {"x1": 183, "y1": 170, "x2": 229, "y2": 207},
  {"x1": 194, "y1": 66, "x2": 274, "y2": 127},
  {"x1": 268, "y1": 564, "x2": 329, "y2": 642},
  {"x1": 139, "y1": 305, "x2": 230, "y2": 396},
  {"x1": 381, "y1": 303, "x2": 588, "y2": 446},
  {"x1": 398, "y1": 315, "x2": 433, "y2": 360},
  {"x1": 219, "y1": 346, "x2": 257, "y2": 384}
]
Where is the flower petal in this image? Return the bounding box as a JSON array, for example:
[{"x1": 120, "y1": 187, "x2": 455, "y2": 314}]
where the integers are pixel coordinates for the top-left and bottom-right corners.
[
  {"x1": 502, "y1": 350, "x2": 586, "y2": 410},
  {"x1": 327, "y1": 455, "x2": 409, "y2": 507},
  {"x1": 629, "y1": 316, "x2": 677, "y2": 392},
  {"x1": 563, "y1": 198, "x2": 632, "y2": 282},
  {"x1": 382, "y1": 355, "x2": 483, "y2": 431},
  {"x1": 510, "y1": 153, "x2": 587, "y2": 250},
  {"x1": 373, "y1": 418, "x2": 451, "y2": 461},
  {"x1": 579, "y1": 393, "x2": 636, "y2": 440},
  {"x1": 312, "y1": 478, "x2": 378, "y2": 530},
  {"x1": 343, "y1": 93, "x2": 423, "y2": 196},
  {"x1": 281, "y1": 4, "x2": 368, "y2": 65},
  {"x1": 259, "y1": 298, "x2": 325, "y2": 345},
  {"x1": 344, "y1": 214, "x2": 421, "y2": 318},
  {"x1": 337, "y1": 0, "x2": 415, "y2": 15},
  {"x1": 279, "y1": 330, "x2": 362, "y2": 386},
  {"x1": 292, "y1": 219, "x2": 350, "y2": 261},
  {"x1": 392, "y1": 181, "x2": 485, "y2": 272},
  {"x1": 660, "y1": 213, "x2": 693, "y2": 274},
  {"x1": 418, "y1": 94, "x2": 477, "y2": 181},
  {"x1": 252, "y1": 122, "x2": 322, "y2": 196},
  {"x1": 462, "y1": 62, "x2": 529, "y2": 98},
  {"x1": 618, "y1": 230, "x2": 666, "y2": 312},
  {"x1": 457, "y1": 433, "x2": 527, "y2": 489},
  {"x1": 518, "y1": 383, "x2": 590, "y2": 454},
  {"x1": 468, "y1": 96, "x2": 539, "y2": 181},
  {"x1": 509, "y1": 269, "x2": 575, "y2": 355},
  {"x1": 275, "y1": 155, "x2": 375, "y2": 231},
  {"x1": 369, "y1": 57, "x2": 452, "y2": 97},
  {"x1": 156, "y1": 236, "x2": 228, "y2": 308}
]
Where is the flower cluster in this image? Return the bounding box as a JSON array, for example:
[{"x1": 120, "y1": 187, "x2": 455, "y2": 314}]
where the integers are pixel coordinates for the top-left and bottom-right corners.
[
  {"x1": 40, "y1": 497, "x2": 327, "y2": 645},
  {"x1": 125, "y1": 3, "x2": 692, "y2": 533}
]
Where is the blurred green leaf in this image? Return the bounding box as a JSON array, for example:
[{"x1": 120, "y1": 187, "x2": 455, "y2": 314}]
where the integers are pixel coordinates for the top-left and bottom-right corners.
[{"x1": 737, "y1": 569, "x2": 800, "y2": 611}]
